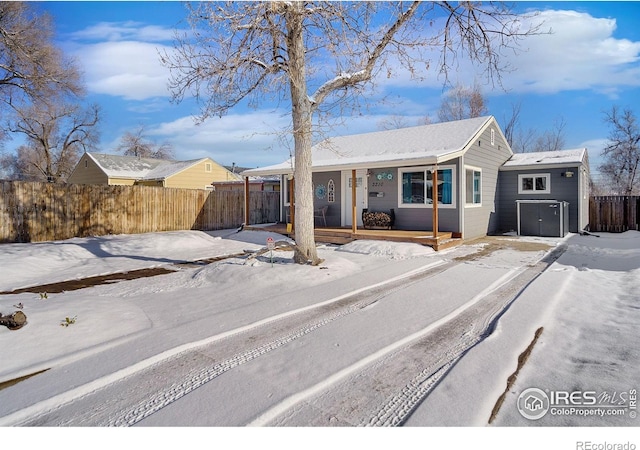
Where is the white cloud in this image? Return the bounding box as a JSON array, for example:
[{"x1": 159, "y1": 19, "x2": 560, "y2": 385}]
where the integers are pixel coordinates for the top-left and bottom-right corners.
[
  {"x1": 499, "y1": 10, "x2": 640, "y2": 95},
  {"x1": 71, "y1": 21, "x2": 175, "y2": 42},
  {"x1": 374, "y1": 9, "x2": 640, "y2": 97},
  {"x1": 147, "y1": 111, "x2": 294, "y2": 167},
  {"x1": 73, "y1": 41, "x2": 172, "y2": 100}
]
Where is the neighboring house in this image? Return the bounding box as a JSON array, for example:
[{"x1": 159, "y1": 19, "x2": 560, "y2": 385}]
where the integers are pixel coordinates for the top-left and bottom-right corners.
[
  {"x1": 212, "y1": 174, "x2": 280, "y2": 192},
  {"x1": 68, "y1": 152, "x2": 241, "y2": 189},
  {"x1": 242, "y1": 116, "x2": 591, "y2": 241}
]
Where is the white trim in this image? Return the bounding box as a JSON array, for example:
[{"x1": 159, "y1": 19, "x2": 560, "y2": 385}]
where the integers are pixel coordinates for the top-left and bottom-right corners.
[
  {"x1": 518, "y1": 173, "x2": 551, "y2": 194},
  {"x1": 282, "y1": 175, "x2": 292, "y2": 206},
  {"x1": 327, "y1": 179, "x2": 335, "y2": 203},
  {"x1": 397, "y1": 165, "x2": 456, "y2": 209},
  {"x1": 341, "y1": 169, "x2": 368, "y2": 227},
  {"x1": 464, "y1": 165, "x2": 482, "y2": 207}
]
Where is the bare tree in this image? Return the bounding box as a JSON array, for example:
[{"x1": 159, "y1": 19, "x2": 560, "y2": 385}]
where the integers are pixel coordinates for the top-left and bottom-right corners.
[
  {"x1": 377, "y1": 115, "x2": 411, "y2": 131},
  {"x1": 600, "y1": 106, "x2": 640, "y2": 195},
  {"x1": 533, "y1": 116, "x2": 566, "y2": 152},
  {"x1": 503, "y1": 102, "x2": 566, "y2": 153},
  {"x1": 117, "y1": 125, "x2": 174, "y2": 159},
  {"x1": 0, "y1": 2, "x2": 82, "y2": 108},
  {"x1": 161, "y1": 1, "x2": 538, "y2": 264},
  {"x1": 437, "y1": 83, "x2": 488, "y2": 122},
  {"x1": 502, "y1": 100, "x2": 522, "y2": 148},
  {"x1": 7, "y1": 101, "x2": 100, "y2": 182}
]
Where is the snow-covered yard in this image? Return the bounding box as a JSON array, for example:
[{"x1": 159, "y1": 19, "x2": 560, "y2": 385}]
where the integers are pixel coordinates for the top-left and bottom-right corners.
[{"x1": 0, "y1": 227, "x2": 638, "y2": 448}]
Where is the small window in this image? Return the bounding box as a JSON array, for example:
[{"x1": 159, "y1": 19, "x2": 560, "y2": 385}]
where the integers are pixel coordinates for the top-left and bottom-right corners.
[
  {"x1": 84, "y1": 159, "x2": 88, "y2": 168},
  {"x1": 490, "y1": 128, "x2": 495, "y2": 146},
  {"x1": 518, "y1": 173, "x2": 551, "y2": 194},
  {"x1": 205, "y1": 163, "x2": 212, "y2": 172},
  {"x1": 465, "y1": 168, "x2": 482, "y2": 205}
]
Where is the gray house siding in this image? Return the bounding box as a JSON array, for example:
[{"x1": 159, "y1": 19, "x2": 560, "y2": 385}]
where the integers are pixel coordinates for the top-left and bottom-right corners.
[
  {"x1": 498, "y1": 167, "x2": 582, "y2": 233},
  {"x1": 366, "y1": 167, "x2": 398, "y2": 212},
  {"x1": 312, "y1": 171, "x2": 341, "y2": 227},
  {"x1": 462, "y1": 125, "x2": 513, "y2": 240}
]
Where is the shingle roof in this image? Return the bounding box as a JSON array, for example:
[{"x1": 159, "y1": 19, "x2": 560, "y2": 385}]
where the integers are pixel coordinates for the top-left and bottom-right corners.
[
  {"x1": 242, "y1": 116, "x2": 495, "y2": 176},
  {"x1": 87, "y1": 153, "x2": 240, "y2": 181}
]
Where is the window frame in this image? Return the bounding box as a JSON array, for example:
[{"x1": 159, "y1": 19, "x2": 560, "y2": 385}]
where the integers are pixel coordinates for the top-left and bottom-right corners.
[
  {"x1": 282, "y1": 175, "x2": 293, "y2": 206},
  {"x1": 465, "y1": 166, "x2": 482, "y2": 207},
  {"x1": 398, "y1": 165, "x2": 456, "y2": 209},
  {"x1": 518, "y1": 173, "x2": 551, "y2": 194}
]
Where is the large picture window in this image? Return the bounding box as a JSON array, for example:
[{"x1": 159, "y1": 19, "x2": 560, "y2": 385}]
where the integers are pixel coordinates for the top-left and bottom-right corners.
[
  {"x1": 518, "y1": 173, "x2": 551, "y2": 194},
  {"x1": 399, "y1": 166, "x2": 455, "y2": 208}
]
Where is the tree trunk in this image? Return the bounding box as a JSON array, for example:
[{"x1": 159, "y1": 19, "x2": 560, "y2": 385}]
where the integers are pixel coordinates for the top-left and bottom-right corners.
[{"x1": 286, "y1": 4, "x2": 321, "y2": 265}]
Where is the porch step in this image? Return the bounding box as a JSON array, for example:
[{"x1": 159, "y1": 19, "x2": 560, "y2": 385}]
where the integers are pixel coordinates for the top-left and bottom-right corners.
[{"x1": 432, "y1": 237, "x2": 464, "y2": 251}]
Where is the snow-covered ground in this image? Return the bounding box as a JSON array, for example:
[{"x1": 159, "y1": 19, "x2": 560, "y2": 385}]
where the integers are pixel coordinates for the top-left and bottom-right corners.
[{"x1": 0, "y1": 228, "x2": 638, "y2": 449}]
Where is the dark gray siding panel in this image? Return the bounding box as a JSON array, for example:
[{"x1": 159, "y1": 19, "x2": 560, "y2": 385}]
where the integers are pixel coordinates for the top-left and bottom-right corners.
[
  {"x1": 394, "y1": 208, "x2": 459, "y2": 232},
  {"x1": 498, "y1": 167, "x2": 581, "y2": 233},
  {"x1": 312, "y1": 172, "x2": 341, "y2": 227},
  {"x1": 366, "y1": 167, "x2": 398, "y2": 213}
]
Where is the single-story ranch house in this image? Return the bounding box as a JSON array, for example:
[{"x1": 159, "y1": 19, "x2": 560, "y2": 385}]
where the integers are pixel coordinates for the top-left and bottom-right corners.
[
  {"x1": 242, "y1": 116, "x2": 590, "y2": 244},
  {"x1": 68, "y1": 152, "x2": 241, "y2": 189}
]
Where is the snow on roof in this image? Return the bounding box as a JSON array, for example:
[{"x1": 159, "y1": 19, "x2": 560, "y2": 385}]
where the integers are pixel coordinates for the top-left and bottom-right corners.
[
  {"x1": 502, "y1": 148, "x2": 587, "y2": 169},
  {"x1": 88, "y1": 153, "x2": 215, "y2": 180},
  {"x1": 243, "y1": 116, "x2": 494, "y2": 176}
]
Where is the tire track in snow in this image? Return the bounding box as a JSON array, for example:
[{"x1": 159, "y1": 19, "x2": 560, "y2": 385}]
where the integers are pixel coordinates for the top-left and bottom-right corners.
[
  {"x1": 248, "y1": 268, "x2": 523, "y2": 427},
  {"x1": 363, "y1": 247, "x2": 567, "y2": 427}
]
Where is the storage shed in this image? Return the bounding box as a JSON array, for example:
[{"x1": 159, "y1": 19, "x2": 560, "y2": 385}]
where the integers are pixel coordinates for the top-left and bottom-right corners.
[{"x1": 516, "y1": 200, "x2": 570, "y2": 237}]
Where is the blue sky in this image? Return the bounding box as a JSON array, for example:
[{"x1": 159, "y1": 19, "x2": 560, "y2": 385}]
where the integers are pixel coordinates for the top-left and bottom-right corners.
[{"x1": 27, "y1": 1, "x2": 640, "y2": 174}]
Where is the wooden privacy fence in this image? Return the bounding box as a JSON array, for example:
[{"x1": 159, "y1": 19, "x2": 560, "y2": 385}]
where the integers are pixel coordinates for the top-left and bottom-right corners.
[
  {"x1": 0, "y1": 181, "x2": 280, "y2": 243},
  {"x1": 589, "y1": 196, "x2": 640, "y2": 232}
]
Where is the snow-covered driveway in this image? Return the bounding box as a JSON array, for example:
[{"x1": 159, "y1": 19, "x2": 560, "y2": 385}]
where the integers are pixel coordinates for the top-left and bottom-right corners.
[
  {"x1": 1, "y1": 229, "x2": 637, "y2": 432},
  {"x1": 0, "y1": 230, "x2": 558, "y2": 426}
]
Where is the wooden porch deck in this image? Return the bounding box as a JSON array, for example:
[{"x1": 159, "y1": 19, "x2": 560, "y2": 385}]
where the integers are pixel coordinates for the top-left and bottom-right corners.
[{"x1": 247, "y1": 224, "x2": 463, "y2": 251}]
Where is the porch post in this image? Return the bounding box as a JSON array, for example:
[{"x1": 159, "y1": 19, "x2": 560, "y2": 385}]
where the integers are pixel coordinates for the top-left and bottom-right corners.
[
  {"x1": 351, "y1": 169, "x2": 357, "y2": 233},
  {"x1": 432, "y1": 166, "x2": 439, "y2": 239},
  {"x1": 289, "y1": 176, "x2": 295, "y2": 231},
  {"x1": 244, "y1": 176, "x2": 250, "y2": 226}
]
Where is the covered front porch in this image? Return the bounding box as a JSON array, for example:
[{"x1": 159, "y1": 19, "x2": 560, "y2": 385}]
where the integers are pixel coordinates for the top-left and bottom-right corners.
[{"x1": 246, "y1": 223, "x2": 462, "y2": 251}]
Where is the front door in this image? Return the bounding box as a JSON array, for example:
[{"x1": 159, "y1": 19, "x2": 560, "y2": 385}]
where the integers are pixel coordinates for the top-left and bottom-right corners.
[{"x1": 342, "y1": 169, "x2": 367, "y2": 227}]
